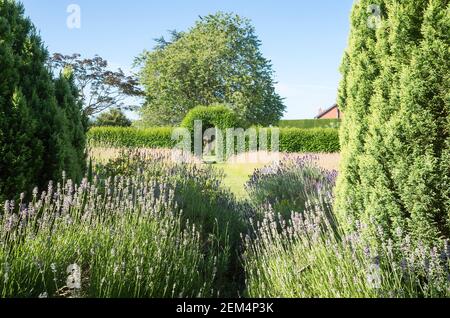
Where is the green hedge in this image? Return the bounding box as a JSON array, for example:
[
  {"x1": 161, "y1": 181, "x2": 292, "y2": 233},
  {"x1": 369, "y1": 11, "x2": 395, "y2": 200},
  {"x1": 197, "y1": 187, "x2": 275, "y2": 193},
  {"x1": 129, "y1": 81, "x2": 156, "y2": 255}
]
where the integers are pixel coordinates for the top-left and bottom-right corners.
[
  {"x1": 88, "y1": 127, "x2": 175, "y2": 148},
  {"x1": 279, "y1": 119, "x2": 341, "y2": 129},
  {"x1": 88, "y1": 127, "x2": 340, "y2": 153},
  {"x1": 280, "y1": 128, "x2": 340, "y2": 153},
  {"x1": 181, "y1": 105, "x2": 242, "y2": 131}
]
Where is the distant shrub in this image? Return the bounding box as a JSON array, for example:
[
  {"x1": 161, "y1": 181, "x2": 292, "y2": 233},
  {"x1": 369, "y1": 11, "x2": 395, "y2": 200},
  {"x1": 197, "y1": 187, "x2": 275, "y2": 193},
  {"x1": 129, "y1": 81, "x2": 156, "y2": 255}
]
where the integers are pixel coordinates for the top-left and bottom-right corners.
[
  {"x1": 181, "y1": 105, "x2": 242, "y2": 132},
  {"x1": 279, "y1": 119, "x2": 341, "y2": 129},
  {"x1": 94, "y1": 108, "x2": 132, "y2": 127}
]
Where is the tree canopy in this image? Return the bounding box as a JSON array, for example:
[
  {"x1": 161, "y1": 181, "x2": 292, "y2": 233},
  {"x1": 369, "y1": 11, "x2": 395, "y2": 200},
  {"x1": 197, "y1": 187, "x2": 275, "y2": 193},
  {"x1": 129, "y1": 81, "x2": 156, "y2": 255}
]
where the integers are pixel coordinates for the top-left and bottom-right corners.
[
  {"x1": 50, "y1": 53, "x2": 143, "y2": 117},
  {"x1": 94, "y1": 108, "x2": 132, "y2": 127},
  {"x1": 137, "y1": 12, "x2": 285, "y2": 127}
]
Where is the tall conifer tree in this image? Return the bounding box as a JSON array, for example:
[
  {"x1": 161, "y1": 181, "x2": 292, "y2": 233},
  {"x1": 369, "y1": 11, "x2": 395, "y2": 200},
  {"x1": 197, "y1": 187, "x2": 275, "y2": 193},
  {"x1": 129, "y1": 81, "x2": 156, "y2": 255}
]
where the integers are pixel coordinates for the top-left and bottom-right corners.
[
  {"x1": 54, "y1": 69, "x2": 87, "y2": 184},
  {"x1": 0, "y1": 0, "x2": 86, "y2": 200},
  {"x1": 336, "y1": 0, "x2": 450, "y2": 244}
]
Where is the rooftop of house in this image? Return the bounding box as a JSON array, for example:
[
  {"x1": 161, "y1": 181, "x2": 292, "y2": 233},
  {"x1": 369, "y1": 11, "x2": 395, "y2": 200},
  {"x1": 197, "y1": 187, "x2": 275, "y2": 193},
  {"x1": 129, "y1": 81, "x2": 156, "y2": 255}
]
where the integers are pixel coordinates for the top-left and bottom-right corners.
[{"x1": 315, "y1": 104, "x2": 340, "y2": 119}]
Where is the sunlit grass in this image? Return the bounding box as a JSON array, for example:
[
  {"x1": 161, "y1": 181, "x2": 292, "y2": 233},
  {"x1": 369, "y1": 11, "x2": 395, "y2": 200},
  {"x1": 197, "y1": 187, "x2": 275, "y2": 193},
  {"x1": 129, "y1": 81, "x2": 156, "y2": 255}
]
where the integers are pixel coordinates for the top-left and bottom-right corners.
[{"x1": 215, "y1": 162, "x2": 265, "y2": 199}]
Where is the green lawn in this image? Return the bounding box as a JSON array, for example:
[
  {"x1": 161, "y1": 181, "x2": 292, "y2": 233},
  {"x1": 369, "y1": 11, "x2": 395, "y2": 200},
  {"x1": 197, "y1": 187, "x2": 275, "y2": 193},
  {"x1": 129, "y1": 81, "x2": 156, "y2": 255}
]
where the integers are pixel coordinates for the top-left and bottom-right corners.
[{"x1": 214, "y1": 162, "x2": 265, "y2": 199}]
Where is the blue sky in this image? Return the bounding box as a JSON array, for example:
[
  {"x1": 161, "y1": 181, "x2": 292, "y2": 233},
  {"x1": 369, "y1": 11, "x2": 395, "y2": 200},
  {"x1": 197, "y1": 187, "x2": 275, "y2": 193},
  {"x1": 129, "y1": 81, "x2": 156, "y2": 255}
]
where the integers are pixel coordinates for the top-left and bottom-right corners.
[{"x1": 20, "y1": 0, "x2": 354, "y2": 119}]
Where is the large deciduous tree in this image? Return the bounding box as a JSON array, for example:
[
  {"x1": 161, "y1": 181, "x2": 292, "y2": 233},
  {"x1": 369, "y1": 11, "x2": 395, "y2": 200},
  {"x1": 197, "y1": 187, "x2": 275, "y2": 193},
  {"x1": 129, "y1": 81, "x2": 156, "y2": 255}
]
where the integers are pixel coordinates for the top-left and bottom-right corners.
[
  {"x1": 137, "y1": 12, "x2": 285, "y2": 127},
  {"x1": 336, "y1": 0, "x2": 450, "y2": 245}
]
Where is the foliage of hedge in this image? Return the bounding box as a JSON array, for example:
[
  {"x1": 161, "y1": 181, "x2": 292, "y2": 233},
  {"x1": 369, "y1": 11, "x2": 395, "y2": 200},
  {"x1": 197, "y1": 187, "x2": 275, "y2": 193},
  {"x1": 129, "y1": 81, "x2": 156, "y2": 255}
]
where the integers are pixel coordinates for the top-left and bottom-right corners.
[
  {"x1": 88, "y1": 127, "x2": 176, "y2": 148},
  {"x1": 279, "y1": 119, "x2": 341, "y2": 129},
  {"x1": 181, "y1": 105, "x2": 242, "y2": 131},
  {"x1": 88, "y1": 127, "x2": 340, "y2": 153},
  {"x1": 279, "y1": 128, "x2": 340, "y2": 153}
]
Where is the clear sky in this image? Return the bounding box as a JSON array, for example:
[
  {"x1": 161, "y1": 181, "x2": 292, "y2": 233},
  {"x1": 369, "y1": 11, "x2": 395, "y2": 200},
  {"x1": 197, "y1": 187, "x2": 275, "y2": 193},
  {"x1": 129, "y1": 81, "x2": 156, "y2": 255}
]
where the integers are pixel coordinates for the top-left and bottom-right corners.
[{"x1": 19, "y1": 0, "x2": 354, "y2": 120}]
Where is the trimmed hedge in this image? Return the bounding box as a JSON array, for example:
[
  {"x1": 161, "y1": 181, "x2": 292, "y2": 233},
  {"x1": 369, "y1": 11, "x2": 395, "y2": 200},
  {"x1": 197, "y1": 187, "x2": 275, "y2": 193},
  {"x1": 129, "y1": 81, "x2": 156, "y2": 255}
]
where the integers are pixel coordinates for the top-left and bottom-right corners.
[
  {"x1": 88, "y1": 127, "x2": 340, "y2": 153},
  {"x1": 181, "y1": 105, "x2": 242, "y2": 131},
  {"x1": 279, "y1": 119, "x2": 341, "y2": 129},
  {"x1": 280, "y1": 128, "x2": 340, "y2": 153},
  {"x1": 88, "y1": 127, "x2": 175, "y2": 148}
]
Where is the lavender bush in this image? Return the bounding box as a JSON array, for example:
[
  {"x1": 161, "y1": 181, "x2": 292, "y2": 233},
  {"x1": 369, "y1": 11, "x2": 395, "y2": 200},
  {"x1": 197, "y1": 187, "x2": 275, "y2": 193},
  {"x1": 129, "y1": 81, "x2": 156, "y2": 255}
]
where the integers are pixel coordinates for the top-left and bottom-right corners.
[
  {"x1": 3, "y1": 148, "x2": 448, "y2": 298},
  {"x1": 0, "y1": 150, "x2": 245, "y2": 298},
  {"x1": 246, "y1": 154, "x2": 337, "y2": 224},
  {"x1": 244, "y1": 160, "x2": 450, "y2": 298},
  {"x1": 94, "y1": 149, "x2": 248, "y2": 295}
]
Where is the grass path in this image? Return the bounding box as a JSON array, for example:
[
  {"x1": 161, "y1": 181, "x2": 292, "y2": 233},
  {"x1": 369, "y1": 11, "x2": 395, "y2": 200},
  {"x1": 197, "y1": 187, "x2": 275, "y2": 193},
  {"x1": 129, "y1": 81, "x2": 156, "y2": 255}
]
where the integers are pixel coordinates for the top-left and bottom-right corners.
[{"x1": 215, "y1": 162, "x2": 265, "y2": 199}]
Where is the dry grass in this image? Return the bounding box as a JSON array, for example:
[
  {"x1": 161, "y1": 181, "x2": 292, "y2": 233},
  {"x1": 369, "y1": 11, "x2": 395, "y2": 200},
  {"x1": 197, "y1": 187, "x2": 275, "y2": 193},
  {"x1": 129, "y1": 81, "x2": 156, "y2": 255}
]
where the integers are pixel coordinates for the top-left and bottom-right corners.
[
  {"x1": 90, "y1": 148, "x2": 341, "y2": 171},
  {"x1": 301, "y1": 153, "x2": 341, "y2": 171},
  {"x1": 88, "y1": 147, "x2": 201, "y2": 164},
  {"x1": 226, "y1": 151, "x2": 341, "y2": 171}
]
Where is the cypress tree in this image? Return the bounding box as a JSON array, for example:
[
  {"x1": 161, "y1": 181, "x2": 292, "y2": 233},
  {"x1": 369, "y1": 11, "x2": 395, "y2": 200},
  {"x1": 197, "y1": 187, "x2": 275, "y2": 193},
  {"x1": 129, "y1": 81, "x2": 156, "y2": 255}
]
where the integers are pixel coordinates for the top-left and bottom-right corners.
[
  {"x1": 0, "y1": 88, "x2": 37, "y2": 202},
  {"x1": 54, "y1": 68, "x2": 87, "y2": 184},
  {"x1": 336, "y1": 0, "x2": 450, "y2": 244},
  {"x1": 335, "y1": 0, "x2": 386, "y2": 228},
  {"x1": 0, "y1": 0, "x2": 44, "y2": 200},
  {"x1": 0, "y1": 0, "x2": 87, "y2": 200}
]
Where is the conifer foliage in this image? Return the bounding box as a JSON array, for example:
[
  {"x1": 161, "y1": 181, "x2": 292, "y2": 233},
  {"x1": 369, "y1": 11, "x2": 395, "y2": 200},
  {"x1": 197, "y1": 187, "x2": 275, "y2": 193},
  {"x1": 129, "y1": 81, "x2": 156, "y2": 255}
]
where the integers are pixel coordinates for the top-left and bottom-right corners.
[
  {"x1": 336, "y1": 0, "x2": 450, "y2": 244},
  {"x1": 0, "y1": 0, "x2": 86, "y2": 201}
]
